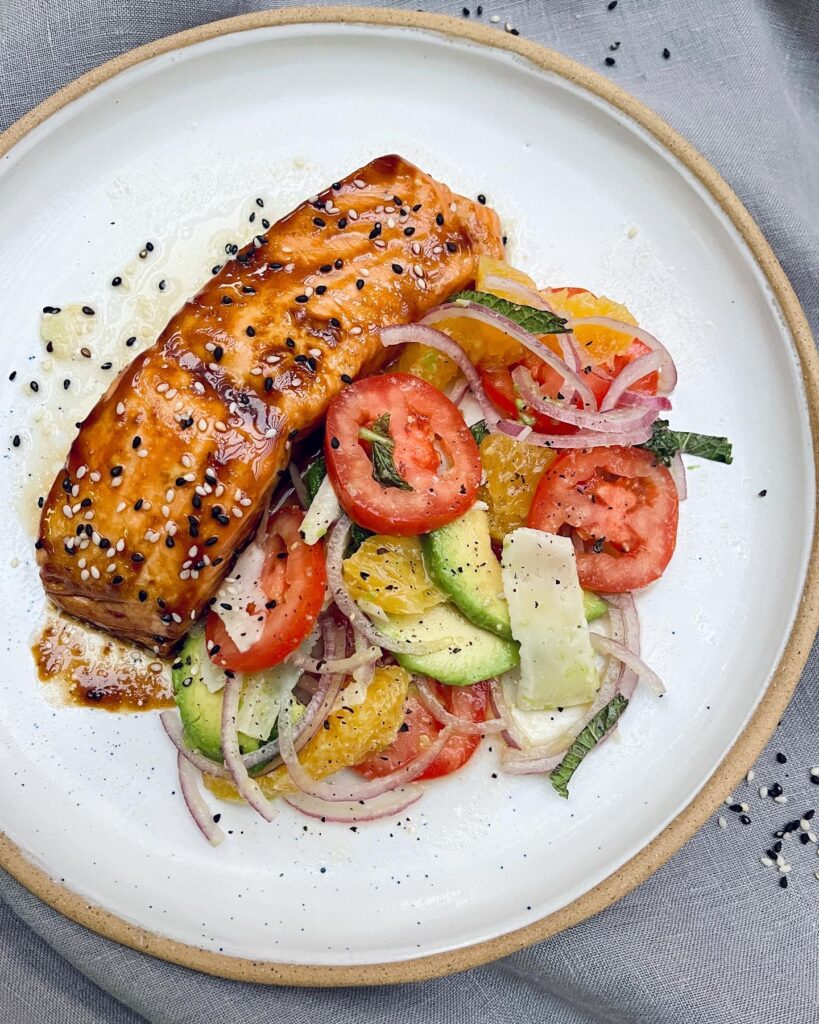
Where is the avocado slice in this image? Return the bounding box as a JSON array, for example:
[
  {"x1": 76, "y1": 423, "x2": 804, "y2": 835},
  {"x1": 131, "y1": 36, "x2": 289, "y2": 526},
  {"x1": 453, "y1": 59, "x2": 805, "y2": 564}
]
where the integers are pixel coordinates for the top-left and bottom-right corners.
[
  {"x1": 380, "y1": 603, "x2": 519, "y2": 686},
  {"x1": 423, "y1": 507, "x2": 512, "y2": 640},
  {"x1": 172, "y1": 628, "x2": 261, "y2": 762},
  {"x1": 583, "y1": 591, "x2": 608, "y2": 623}
]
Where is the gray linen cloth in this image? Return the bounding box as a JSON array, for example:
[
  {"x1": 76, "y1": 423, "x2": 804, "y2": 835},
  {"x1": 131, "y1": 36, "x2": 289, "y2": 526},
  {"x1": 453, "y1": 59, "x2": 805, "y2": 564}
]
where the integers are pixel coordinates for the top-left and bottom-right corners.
[{"x1": 1, "y1": 1, "x2": 818, "y2": 1021}]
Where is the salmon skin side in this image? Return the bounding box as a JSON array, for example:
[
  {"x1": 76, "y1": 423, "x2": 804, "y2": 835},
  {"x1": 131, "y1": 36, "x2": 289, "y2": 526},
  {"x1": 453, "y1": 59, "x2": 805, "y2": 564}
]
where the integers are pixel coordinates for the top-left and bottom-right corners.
[{"x1": 36, "y1": 155, "x2": 503, "y2": 652}]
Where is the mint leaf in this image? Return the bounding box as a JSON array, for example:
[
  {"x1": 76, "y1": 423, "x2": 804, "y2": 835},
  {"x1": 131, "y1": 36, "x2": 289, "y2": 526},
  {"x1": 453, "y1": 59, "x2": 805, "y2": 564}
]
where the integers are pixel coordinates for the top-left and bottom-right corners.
[
  {"x1": 347, "y1": 523, "x2": 372, "y2": 555},
  {"x1": 450, "y1": 290, "x2": 570, "y2": 336},
  {"x1": 640, "y1": 419, "x2": 733, "y2": 466},
  {"x1": 302, "y1": 457, "x2": 327, "y2": 506},
  {"x1": 549, "y1": 694, "x2": 629, "y2": 799},
  {"x1": 469, "y1": 419, "x2": 489, "y2": 446},
  {"x1": 360, "y1": 414, "x2": 413, "y2": 491}
]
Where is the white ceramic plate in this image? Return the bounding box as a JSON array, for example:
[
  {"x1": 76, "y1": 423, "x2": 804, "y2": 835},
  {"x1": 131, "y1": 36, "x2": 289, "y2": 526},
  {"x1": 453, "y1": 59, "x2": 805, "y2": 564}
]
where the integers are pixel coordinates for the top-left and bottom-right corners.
[{"x1": 0, "y1": 14, "x2": 815, "y2": 979}]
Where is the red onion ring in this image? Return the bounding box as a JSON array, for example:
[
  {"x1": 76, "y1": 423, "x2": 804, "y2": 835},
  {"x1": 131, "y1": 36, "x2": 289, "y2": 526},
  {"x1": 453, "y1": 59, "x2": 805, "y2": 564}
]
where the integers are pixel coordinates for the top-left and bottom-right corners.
[
  {"x1": 618, "y1": 391, "x2": 672, "y2": 411},
  {"x1": 284, "y1": 787, "x2": 423, "y2": 824},
  {"x1": 380, "y1": 324, "x2": 499, "y2": 425},
  {"x1": 590, "y1": 632, "x2": 665, "y2": 696},
  {"x1": 177, "y1": 752, "x2": 226, "y2": 846},
  {"x1": 419, "y1": 302, "x2": 598, "y2": 410},
  {"x1": 511, "y1": 366, "x2": 657, "y2": 433},
  {"x1": 567, "y1": 316, "x2": 677, "y2": 394},
  {"x1": 288, "y1": 462, "x2": 309, "y2": 509},
  {"x1": 447, "y1": 377, "x2": 469, "y2": 407},
  {"x1": 278, "y1": 695, "x2": 453, "y2": 801},
  {"x1": 493, "y1": 417, "x2": 654, "y2": 450},
  {"x1": 668, "y1": 452, "x2": 688, "y2": 500},
  {"x1": 221, "y1": 676, "x2": 277, "y2": 821},
  {"x1": 290, "y1": 645, "x2": 381, "y2": 677},
  {"x1": 500, "y1": 747, "x2": 564, "y2": 775},
  {"x1": 414, "y1": 677, "x2": 505, "y2": 735},
  {"x1": 325, "y1": 515, "x2": 449, "y2": 655},
  {"x1": 478, "y1": 274, "x2": 555, "y2": 312},
  {"x1": 599, "y1": 351, "x2": 669, "y2": 412},
  {"x1": 160, "y1": 710, "x2": 231, "y2": 779}
]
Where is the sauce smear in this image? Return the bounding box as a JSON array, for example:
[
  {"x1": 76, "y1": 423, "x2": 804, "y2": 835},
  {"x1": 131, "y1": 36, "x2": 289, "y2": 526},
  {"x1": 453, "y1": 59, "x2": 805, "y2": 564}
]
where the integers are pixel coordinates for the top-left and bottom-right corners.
[{"x1": 33, "y1": 609, "x2": 173, "y2": 712}]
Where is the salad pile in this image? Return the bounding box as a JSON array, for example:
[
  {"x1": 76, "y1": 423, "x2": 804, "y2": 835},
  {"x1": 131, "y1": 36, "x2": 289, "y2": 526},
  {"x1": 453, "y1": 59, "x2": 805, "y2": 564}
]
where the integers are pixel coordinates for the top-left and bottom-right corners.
[{"x1": 161, "y1": 258, "x2": 732, "y2": 845}]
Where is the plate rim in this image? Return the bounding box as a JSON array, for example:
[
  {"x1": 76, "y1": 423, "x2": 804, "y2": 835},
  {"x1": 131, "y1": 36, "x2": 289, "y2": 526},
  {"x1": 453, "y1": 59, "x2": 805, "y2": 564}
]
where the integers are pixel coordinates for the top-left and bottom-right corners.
[{"x1": 1, "y1": 4, "x2": 817, "y2": 987}]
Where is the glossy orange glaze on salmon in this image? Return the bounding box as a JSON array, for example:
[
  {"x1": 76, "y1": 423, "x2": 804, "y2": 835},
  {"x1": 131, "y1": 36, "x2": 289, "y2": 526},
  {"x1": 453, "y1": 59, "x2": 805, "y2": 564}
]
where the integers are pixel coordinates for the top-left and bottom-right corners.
[{"x1": 37, "y1": 155, "x2": 503, "y2": 652}]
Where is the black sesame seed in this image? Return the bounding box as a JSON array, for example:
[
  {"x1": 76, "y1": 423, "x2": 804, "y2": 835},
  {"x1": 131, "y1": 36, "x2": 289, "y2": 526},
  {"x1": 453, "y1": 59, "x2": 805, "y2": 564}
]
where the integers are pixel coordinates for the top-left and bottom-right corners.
[
  {"x1": 99, "y1": 537, "x2": 110, "y2": 550},
  {"x1": 246, "y1": 326, "x2": 255, "y2": 337},
  {"x1": 320, "y1": 264, "x2": 332, "y2": 273},
  {"x1": 369, "y1": 224, "x2": 382, "y2": 240},
  {"x1": 175, "y1": 477, "x2": 187, "y2": 487},
  {"x1": 605, "y1": 56, "x2": 616, "y2": 66},
  {"x1": 158, "y1": 280, "x2": 166, "y2": 292},
  {"x1": 42, "y1": 306, "x2": 61, "y2": 315},
  {"x1": 165, "y1": 536, "x2": 175, "y2": 548},
  {"x1": 212, "y1": 265, "x2": 221, "y2": 275},
  {"x1": 9, "y1": 371, "x2": 17, "y2": 380},
  {"x1": 145, "y1": 242, "x2": 154, "y2": 252},
  {"x1": 800, "y1": 833, "x2": 811, "y2": 845},
  {"x1": 288, "y1": 428, "x2": 299, "y2": 441},
  {"x1": 729, "y1": 803, "x2": 743, "y2": 812},
  {"x1": 262, "y1": 219, "x2": 270, "y2": 230},
  {"x1": 313, "y1": 217, "x2": 326, "y2": 227},
  {"x1": 138, "y1": 590, "x2": 147, "y2": 602},
  {"x1": 776, "y1": 752, "x2": 788, "y2": 764},
  {"x1": 770, "y1": 782, "x2": 784, "y2": 797},
  {"x1": 30, "y1": 381, "x2": 39, "y2": 393},
  {"x1": 63, "y1": 379, "x2": 71, "y2": 389},
  {"x1": 256, "y1": 197, "x2": 264, "y2": 208},
  {"x1": 739, "y1": 814, "x2": 751, "y2": 825},
  {"x1": 221, "y1": 295, "x2": 232, "y2": 305},
  {"x1": 110, "y1": 465, "x2": 123, "y2": 477},
  {"x1": 111, "y1": 276, "x2": 122, "y2": 287},
  {"x1": 295, "y1": 294, "x2": 309, "y2": 303},
  {"x1": 330, "y1": 436, "x2": 340, "y2": 449},
  {"x1": 607, "y1": 0, "x2": 617, "y2": 8},
  {"x1": 338, "y1": 218, "x2": 348, "y2": 229},
  {"x1": 477, "y1": 194, "x2": 486, "y2": 204},
  {"x1": 446, "y1": 241, "x2": 457, "y2": 253},
  {"x1": 82, "y1": 306, "x2": 95, "y2": 316},
  {"x1": 329, "y1": 317, "x2": 341, "y2": 328},
  {"x1": 315, "y1": 285, "x2": 327, "y2": 295},
  {"x1": 111, "y1": 575, "x2": 123, "y2": 585},
  {"x1": 805, "y1": 809, "x2": 815, "y2": 820},
  {"x1": 126, "y1": 336, "x2": 137, "y2": 347},
  {"x1": 341, "y1": 373, "x2": 353, "y2": 384},
  {"x1": 213, "y1": 346, "x2": 224, "y2": 362},
  {"x1": 242, "y1": 286, "x2": 256, "y2": 295},
  {"x1": 131, "y1": 552, "x2": 145, "y2": 563},
  {"x1": 132, "y1": 436, "x2": 141, "y2": 449},
  {"x1": 37, "y1": 496, "x2": 44, "y2": 508},
  {"x1": 436, "y1": 213, "x2": 444, "y2": 226},
  {"x1": 269, "y1": 262, "x2": 283, "y2": 271},
  {"x1": 134, "y1": 499, "x2": 144, "y2": 511},
  {"x1": 404, "y1": 227, "x2": 415, "y2": 236},
  {"x1": 264, "y1": 377, "x2": 274, "y2": 392},
  {"x1": 780, "y1": 876, "x2": 788, "y2": 888},
  {"x1": 100, "y1": 361, "x2": 112, "y2": 370},
  {"x1": 249, "y1": 212, "x2": 256, "y2": 223},
  {"x1": 205, "y1": 536, "x2": 218, "y2": 547},
  {"x1": 334, "y1": 259, "x2": 343, "y2": 269},
  {"x1": 12, "y1": 435, "x2": 20, "y2": 448},
  {"x1": 356, "y1": 279, "x2": 365, "y2": 290},
  {"x1": 662, "y1": 47, "x2": 671, "y2": 59},
  {"x1": 392, "y1": 263, "x2": 403, "y2": 274},
  {"x1": 286, "y1": 338, "x2": 296, "y2": 348},
  {"x1": 191, "y1": 494, "x2": 201, "y2": 510},
  {"x1": 759, "y1": 489, "x2": 768, "y2": 497}
]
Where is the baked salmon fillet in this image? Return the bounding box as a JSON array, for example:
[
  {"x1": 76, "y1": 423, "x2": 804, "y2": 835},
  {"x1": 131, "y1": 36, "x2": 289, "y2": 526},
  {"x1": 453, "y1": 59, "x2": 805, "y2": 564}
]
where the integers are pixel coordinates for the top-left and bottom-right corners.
[{"x1": 36, "y1": 155, "x2": 503, "y2": 652}]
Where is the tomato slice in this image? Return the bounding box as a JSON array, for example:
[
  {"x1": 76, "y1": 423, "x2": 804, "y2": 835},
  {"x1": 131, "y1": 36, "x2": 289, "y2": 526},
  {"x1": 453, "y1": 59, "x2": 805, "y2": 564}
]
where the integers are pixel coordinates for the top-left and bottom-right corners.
[
  {"x1": 354, "y1": 681, "x2": 489, "y2": 781},
  {"x1": 325, "y1": 373, "x2": 481, "y2": 536},
  {"x1": 205, "y1": 505, "x2": 327, "y2": 672},
  {"x1": 528, "y1": 447, "x2": 679, "y2": 592},
  {"x1": 479, "y1": 363, "x2": 576, "y2": 435}
]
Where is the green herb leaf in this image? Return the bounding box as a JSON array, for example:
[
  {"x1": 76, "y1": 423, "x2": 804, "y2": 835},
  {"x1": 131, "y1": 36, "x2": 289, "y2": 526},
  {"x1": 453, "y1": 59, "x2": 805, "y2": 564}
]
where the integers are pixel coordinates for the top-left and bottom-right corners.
[
  {"x1": 302, "y1": 457, "x2": 327, "y2": 506},
  {"x1": 549, "y1": 694, "x2": 629, "y2": 799},
  {"x1": 640, "y1": 419, "x2": 733, "y2": 466},
  {"x1": 360, "y1": 413, "x2": 413, "y2": 491},
  {"x1": 469, "y1": 419, "x2": 490, "y2": 446},
  {"x1": 450, "y1": 290, "x2": 571, "y2": 336},
  {"x1": 348, "y1": 523, "x2": 372, "y2": 555}
]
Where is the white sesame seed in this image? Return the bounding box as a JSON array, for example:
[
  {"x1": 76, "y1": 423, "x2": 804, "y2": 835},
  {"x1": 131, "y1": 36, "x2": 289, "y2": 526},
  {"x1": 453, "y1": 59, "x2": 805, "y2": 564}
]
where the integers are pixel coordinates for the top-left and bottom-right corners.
[
  {"x1": 112, "y1": 476, "x2": 124, "y2": 488},
  {"x1": 145, "y1": 530, "x2": 160, "y2": 543},
  {"x1": 374, "y1": 239, "x2": 387, "y2": 249},
  {"x1": 304, "y1": 286, "x2": 314, "y2": 298},
  {"x1": 774, "y1": 795, "x2": 788, "y2": 804},
  {"x1": 387, "y1": 217, "x2": 396, "y2": 229},
  {"x1": 116, "y1": 539, "x2": 125, "y2": 552},
  {"x1": 181, "y1": 454, "x2": 193, "y2": 467},
  {"x1": 354, "y1": 179, "x2": 366, "y2": 189},
  {"x1": 71, "y1": 484, "x2": 79, "y2": 498},
  {"x1": 76, "y1": 466, "x2": 87, "y2": 479},
  {"x1": 413, "y1": 264, "x2": 424, "y2": 277},
  {"x1": 285, "y1": 262, "x2": 295, "y2": 272},
  {"x1": 348, "y1": 209, "x2": 358, "y2": 221},
  {"x1": 198, "y1": 419, "x2": 208, "y2": 431},
  {"x1": 760, "y1": 856, "x2": 774, "y2": 867},
  {"x1": 156, "y1": 382, "x2": 168, "y2": 393},
  {"x1": 432, "y1": 244, "x2": 444, "y2": 255},
  {"x1": 809, "y1": 831, "x2": 818, "y2": 843},
  {"x1": 191, "y1": 570, "x2": 200, "y2": 580},
  {"x1": 215, "y1": 421, "x2": 227, "y2": 432},
  {"x1": 80, "y1": 569, "x2": 89, "y2": 582},
  {"x1": 91, "y1": 531, "x2": 101, "y2": 545},
  {"x1": 138, "y1": 449, "x2": 148, "y2": 458},
  {"x1": 780, "y1": 864, "x2": 792, "y2": 874},
  {"x1": 232, "y1": 507, "x2": 243, "y2": 519},
  {"x1": 385, "y1": 205, "x2": 395, "y2": 214},
  {"x1": 759, "y1": 786, "x2": 769, "y2": 798},
  {"x1": 79, "y1": 538, "x2": 89, "y2": 549},
  {"x1": 90, "y1": 471, "x2": 101, "y2": 482},
  {"x1": 71, "y1": 502, "x2": 81, "y2": 513},
  {"x1": 116, "y1": 402, "x2": 125, "y2": 415},
  {"x1": 812, "y1": 767, "x2": 819, "y2": 778},
  {"x1": 417, "y1": 279, "x2": 427, "y2": 290},
  {"x1": 450, "y1": 202, "x2": 457, "y2": 212},
  {"x1": 282, "y1": 246, "x2": 293, "y2": 254},
  {"x1": 193, "y1": 382, "x2": 205, "y2": 394},
  {"x1": 505, "y1": 22, "x2": 513, "y2": 31},
  {"x1": 171, "y1": 613, "x2": 182, "y2": 624},
  {"x1": 746, "y1": 769, "x2": 755, "y2": 782},
  {"x1": 250, "y1": 367, "x2": 263, "y2": 375},
  {"x1": 84, "y1": 511, "x2": 94, "y2": 521},
  {"x1": 149, "y1": 662, "x2": 163, "y2": 674},
  {"x1": 165, "y1": 489, "x2": 175, "y2": 503},
  {"x1": 350, "y1": 326, "x2": 362, "y2": 336},
  {"x1": 361, "y1": 268, "x2": 370, "y2": 277},
  {"x1": 411, "y1": 242, "x2": 421, "y2": 255},
  {"x1": 165, "y1": 388, "x2": 177, "y2": 400},
  {"x1": 188, "y1": 546, "x2": 197, "y2": 558},
  {"x1": 62, "y1": 504, "x2": 73, "y2": 519},
  {"x1": 142, "y1": 501, "x2": 152, "y2": 511},
  {"x1": 78, "y1": 558, "x2": 86, "y2": 569},
  {"x1": 718, "y1": 816, "x2": 727, "y2": 828},
  {"x1": 740, "y1": 803, "x2": 749, "y2": 812},
  {"x1": 309, "y1": 348, "x2": 322, "y2": 359},
  {"x1": 167, "y1": 522, "x2": 177, "y2": 536},
  {"x1": 183, "y1": 472, "x2": 196, "y2": 482},
  {"x1": 776, "y1": 855, "x2": 786, "y2": 867},
  {"x1": 116, "y1": 502, "x2": 126, "y2": 513},
  {"x1": 179, "y1": 569, "x2": 190, "y2": 580},
  {"x1": 90, "y1": 566, "x2": 100, "y2": 580},
  {"x1": 107, "y1": 563, "x2": 116, "y2": 573},
  {"x1": 240, "y1": 496, "x2": 252, "y2": 507},
  {"x1": 490, "y1": 13, "x2": 500, "y2": 21},
  {"x1": 724, "y1": 797, "x2": 733, "y2": 806}
]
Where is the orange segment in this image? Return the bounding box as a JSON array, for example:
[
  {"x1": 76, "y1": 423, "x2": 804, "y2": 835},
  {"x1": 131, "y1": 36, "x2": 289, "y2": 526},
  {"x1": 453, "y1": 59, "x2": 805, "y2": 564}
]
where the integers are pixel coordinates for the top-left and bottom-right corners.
[
  {"x1": 342, "y1": 535, "x2": 446, "y2": 615},
  {"x1": 476, "y1": 256, "x2": 539, "y2": 300},
  {"x1": 479, "y1": 433, "x2": 557, "y2": 541},
  {"x1": 544, "y1": 288, "x2": 638, "y2": 368},
  {"x1": 395, "y1": 342, "x2": 461, "y2": 391}
]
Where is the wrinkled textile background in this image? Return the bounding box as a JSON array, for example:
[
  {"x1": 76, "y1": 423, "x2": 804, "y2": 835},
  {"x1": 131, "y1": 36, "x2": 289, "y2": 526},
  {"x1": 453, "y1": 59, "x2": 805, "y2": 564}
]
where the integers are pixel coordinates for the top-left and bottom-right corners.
[{"x1": 1, "y1": 1, "x2": 818, "y2": 1022}]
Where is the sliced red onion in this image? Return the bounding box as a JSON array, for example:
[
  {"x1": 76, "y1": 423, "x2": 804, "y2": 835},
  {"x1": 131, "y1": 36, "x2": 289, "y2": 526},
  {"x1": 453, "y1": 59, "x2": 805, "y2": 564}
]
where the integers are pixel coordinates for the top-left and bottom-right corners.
[
  {"x1": 494, "y1": 417, "x2": 653, "y2": 450},
  {"x1": 590, "y1": 632, "x2": 665, "y2": 696},
  {"x1": 568, "y1": 316, "x2": 677, "y2": 394},
  {"x1": 325, "y1": 515, "x2": 449, "y2": 655},
  {"x1": 380, "y1": 324, "x2": 499, "y2": 425},
  {"x1": 617, "y1": 391, "x2": 673, "y2": 411},
  {"x1": 599, "y1": 351, "x2": 669, "y2": 412},
  {"x1": 278, "y1": 695, "x2": 453, "y2": 801},
  {"x1": 668, "y1": 452, "x2": 688, "y2": 500},
  {"x1": 414, "y1": 677, "x2": 505, "y2": 735},
  {"x1": 288, "y1": 462, "x2": 309, "y2": 509},
  {"x1": 478, "y1": 274, "x2": 555, "y2": 312},
  {"x1": 488, "y1": 678, "x2": 525, "y2": 750},
  {"x1": 284, "y1": 787, "x2": 422, "y2": 824},
  {"x1": 177, "y1": 752, "x2": 226, "y2": 847},
  {"x1": 221, "y1": 675, "x2": 277, "y2": 821},
  {"x1": 447, "y1": 377, "x2": 469, "y2": 407},
  {"x1": 290, "y1": 645, "x2": 381, "y2": 676},
  {"x1": 161, "y1": 710, "x2": 231, "y2": 779},
  {"x1": 500, "y1": 747, "x2": 564, "y2": 776},
  {"x1": 511, "y1": 366, "x2": 657, "y2": 433},
  {"x1": 418, "y1": 303, "x2": 598, "y2": 410}
]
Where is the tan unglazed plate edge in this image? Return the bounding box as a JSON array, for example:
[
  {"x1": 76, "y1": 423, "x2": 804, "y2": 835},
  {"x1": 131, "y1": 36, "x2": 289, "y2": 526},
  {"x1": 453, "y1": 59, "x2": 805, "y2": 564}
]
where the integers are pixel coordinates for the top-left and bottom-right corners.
[{"x1": 1, "y1": 5, "x2": 817, "y2": 987}]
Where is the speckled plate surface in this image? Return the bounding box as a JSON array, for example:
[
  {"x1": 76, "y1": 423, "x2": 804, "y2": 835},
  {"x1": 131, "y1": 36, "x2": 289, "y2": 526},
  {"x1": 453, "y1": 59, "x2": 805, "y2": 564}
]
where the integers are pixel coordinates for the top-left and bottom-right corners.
[{"x1": 0, "y1": 9, "x2": 816, "y2": 985}]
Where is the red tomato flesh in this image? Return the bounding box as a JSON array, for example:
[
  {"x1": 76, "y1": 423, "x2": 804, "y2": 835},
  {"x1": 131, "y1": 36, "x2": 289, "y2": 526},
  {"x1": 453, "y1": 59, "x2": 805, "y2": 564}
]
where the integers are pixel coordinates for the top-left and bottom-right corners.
[
  {"x1": 354, "y1": 681, "x2": 489, "y2": 781},
  {"x1": 206, "y1": 505, "x2": 327, "y2": 672},
  {"x1": 528, "y1": 447, "x2": 679, "y2": 592},
  {"x1": 325, "y1": 373, "x2": 481, "y2": 536}
]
